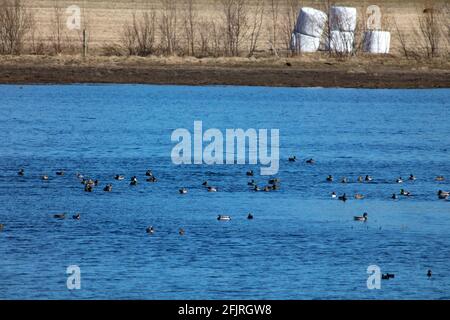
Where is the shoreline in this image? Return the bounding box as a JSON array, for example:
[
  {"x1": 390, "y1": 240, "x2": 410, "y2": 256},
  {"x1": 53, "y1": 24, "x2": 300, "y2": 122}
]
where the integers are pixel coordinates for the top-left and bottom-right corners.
[{"x1": 1, "y1": 56, "x2": 449, "y2": 89}]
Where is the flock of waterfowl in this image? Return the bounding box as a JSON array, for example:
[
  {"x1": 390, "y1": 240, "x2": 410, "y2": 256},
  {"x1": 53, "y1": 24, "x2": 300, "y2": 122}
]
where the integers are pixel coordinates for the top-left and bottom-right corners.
[
  {"x1": 3, "y1": 159, "x2": 448, "y2": 234},
  {"x1": 381, "y1": 269, "x2": 433, "y2": 281},
  {"x1": 324, "y1": 171, "x2": 448, "y2": 205},
  {"x1": 5, "y1": 167, "x2": 259, "y2": 235},
  {"x1": 5, "y1": 159, "x2": 447, "y2": 282}
]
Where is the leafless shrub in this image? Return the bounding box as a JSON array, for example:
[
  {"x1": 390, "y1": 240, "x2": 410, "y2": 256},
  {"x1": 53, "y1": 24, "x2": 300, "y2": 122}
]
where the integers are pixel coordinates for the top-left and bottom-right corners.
[
  {"x1": 50, "y1": 1, "x2": 66, "y2": 54},
  {"x1": 209, "y1": 19, "x2": 224, "y2": 57},
  {"x1": 220, "y1": 0, "x2": 249, "y2": 56},
  {"x1": 159, "y1": 0, "x2": 178, "y2": 55},
  {"x1": 0, "y1": 0, "x2": 34, "y2": 55},
  {"x1": 280, "y1": 0, "x2": 301, "y2": 54},
  {"x1": 445, "y1": 4, "x2": 450, "y2": 47},
  {"x1": 352, "y1": 7, "x2": 366, "y2": 55},
  {"x1": 267, "y1": 0, "x2": 280, "y2": 56},
  {"x1": 122, "y1": 10, "x2": 157, "y2": 56},
  {"x1": 247, "y1": 0, "x2": 264, "y2": 57},
  {"x1": 197, "y1": 18, "x2": 211, "y2": 57},
  {"x1": 394, "y1": 17, "x2": 413, "y2": 58},
  {"x1": 29, "y1": 22, "x2": 47, "y2": 55},
  {"x1": 181, "y1": 0, "x2": 197, "y2": 56},
  {"x1": 101, "y1": 43, "x2": 125, "y2": 56},
  {"x1": 416, "y1": 6, "x2": 443, "y2": 58}
]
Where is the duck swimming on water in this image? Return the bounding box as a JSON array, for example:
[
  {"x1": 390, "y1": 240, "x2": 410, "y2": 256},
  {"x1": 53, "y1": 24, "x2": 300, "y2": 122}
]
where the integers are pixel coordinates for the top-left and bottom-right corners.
[
  {"x1": 396, "y1": 177, "x2": 403, "y2": 183},
  {"x1": 145, "y1": 170, "x2": 153, "y2": 177},
  {"x1": 326, "y1": 175, "x2": 333, "y2": 182},
  {"x1": 268, "y1": 178, "x2": 280, "y2": 185},
  {"x1": 178, "y1": 188, "x2": 187, "y2": 194},
  {"x1": 438, "y1": 190, "x2": 449, "y2": 199},
  {"x1": 338, "y1": 193, "x2": 348, "y2": 202},
  {"x1": 331, "y1": 192, "x2": 337, "y2": 198},
  {"x1": 207, "y1": 186, "x2": 217, "y2": 192},
  {"x1": 435, "y1": 176, "x2": 445, "y2": 181},
  {"x1": 103, "y1": 184, "x2": 112, "y2": 192},
  {"x1": 409, "y1": 174, "x2": 416, "y2": 181},
  {"x1": 288, "y1": 156, "x2": 297, "y2": 162},
  {"x1": 146, "y1": 226, "x2": 154, "y2": 234},
  {"x1": 247, "y1": 213, "x2": 254, "y2": 220},
  {"x1": 18, "y1": 169, "x2": 24, "y2": 176},
  {"x1": 246, "y1": 170, "x2": 254, "y2": 176},
  {"x1": 130, "y1": 176, "x2": 138, "y2": 186},
  {"x1": 114, "y1": 175, "x2": 125, "y2": 181},
  {"x1": 217, "y1": 215, "x2": 231, "y2": 221},
  {"x1": 53, "y1": 213, "x2": 66, "y2": 219},
  {"x1": 400, "y1": 189, "x2": 411, "y2": 196},
  {"x1": 147, "y1": 176, "x2": 157, "y2": 182},
  {"x1": 72, "y1": 213, "x2": 80, "y2": 220},
  {"x1": 306, "y1": 158, "x2": 315, "y2": 164},
  {"x1": 365, "y1": 175, "x2": 373, "y2": 182},
  {"x1": 42, "y1": 175, "x2": 49, "y2": 181},
  {"x1": 392, "y1": 193, "x2": 398, "y2": 200},
  {"x1": 354, "y1": 212, "x2": 368, "y2": 221}
]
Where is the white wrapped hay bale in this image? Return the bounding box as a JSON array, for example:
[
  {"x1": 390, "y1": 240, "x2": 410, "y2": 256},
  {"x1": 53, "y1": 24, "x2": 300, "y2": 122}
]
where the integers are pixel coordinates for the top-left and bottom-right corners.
[
  {"x1": 329, "y1": 31, "x2": 354, "y2": 53},
  {"x1": 330, "y1": 6, "x2": 357, "y2": 32},
  {"x1": 363, "y1": 31, "x2": 391, "y2": 54},
  {"x1": 291, "y1": 33, "x2": 321, "y2": 53},
  {"x1": 295, "y1": 7, "x2": 328, "y2": 38}
]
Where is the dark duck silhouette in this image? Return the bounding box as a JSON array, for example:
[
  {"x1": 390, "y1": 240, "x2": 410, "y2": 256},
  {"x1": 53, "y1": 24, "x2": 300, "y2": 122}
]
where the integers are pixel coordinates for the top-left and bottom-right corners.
[{"x1": 130, "y1": 176, "x2": 138, "y2": 186}]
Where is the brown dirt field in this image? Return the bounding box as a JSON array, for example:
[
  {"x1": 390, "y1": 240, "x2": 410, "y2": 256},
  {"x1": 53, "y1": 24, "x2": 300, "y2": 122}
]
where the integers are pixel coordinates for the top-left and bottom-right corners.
[{"x1": 1, "y1": 55, "x2": 449, "y2": 88}]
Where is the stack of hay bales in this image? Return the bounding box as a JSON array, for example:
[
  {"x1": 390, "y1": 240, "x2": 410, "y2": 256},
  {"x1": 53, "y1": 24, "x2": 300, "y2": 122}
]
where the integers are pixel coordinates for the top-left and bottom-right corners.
[
  {"x1": 291, "y1": 7, "x2": 327, "y2": 53},
  {"x1": 363, "y1": 30, "x2": 391, "y2": 54},
  {"x1": 328, "y1": 6, "x2": 357, "y2": 54}
]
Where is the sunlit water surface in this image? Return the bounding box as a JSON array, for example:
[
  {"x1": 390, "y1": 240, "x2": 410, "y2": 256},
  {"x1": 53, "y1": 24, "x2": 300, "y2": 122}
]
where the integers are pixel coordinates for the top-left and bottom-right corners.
[{"x1": 0, "y1": 85, "x2": 449, "y2": 299}]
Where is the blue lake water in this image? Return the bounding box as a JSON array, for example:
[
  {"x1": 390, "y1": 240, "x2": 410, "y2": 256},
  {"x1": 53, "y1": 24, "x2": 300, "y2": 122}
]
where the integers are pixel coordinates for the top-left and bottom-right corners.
[{"x1": 0, "y1": 85, "x2": 449, "y2": 299}]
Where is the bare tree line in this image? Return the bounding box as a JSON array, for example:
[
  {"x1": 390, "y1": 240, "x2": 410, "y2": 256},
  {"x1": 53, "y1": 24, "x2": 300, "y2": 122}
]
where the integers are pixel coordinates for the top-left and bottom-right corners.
[
  {"x1": 0, "y1": 0, "x2": 89, "y2": 55},
  {"x1": 395, "y1": 3, "x2": 449, "y2": 59},
  {"x1": 0, "y1": 0, "x2": 449, "y2": 59},
  {"x1": 0, "y1": 0, "x2": 33, "y2": 54}
]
